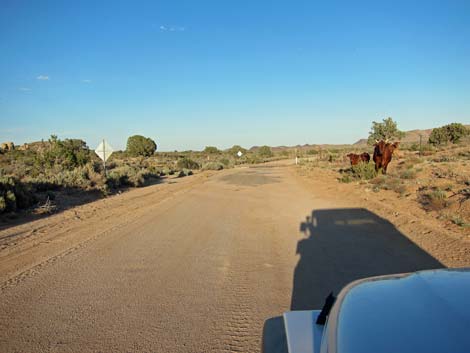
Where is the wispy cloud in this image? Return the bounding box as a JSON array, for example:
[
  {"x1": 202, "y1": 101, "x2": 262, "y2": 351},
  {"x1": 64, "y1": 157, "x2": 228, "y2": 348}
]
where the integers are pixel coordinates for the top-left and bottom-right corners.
[
  {"x1": 159, "y1": 25, "x2": 185, "y2": 32},
  {"x1": 81, "y1": 79, "x2": 92, "y2": 83},
  {"x1": 36, "y1": 75, "x2": 50, "y2": 80},
  {"x1": 18, "y1": 87, "x2": 32, "y2": 92}
]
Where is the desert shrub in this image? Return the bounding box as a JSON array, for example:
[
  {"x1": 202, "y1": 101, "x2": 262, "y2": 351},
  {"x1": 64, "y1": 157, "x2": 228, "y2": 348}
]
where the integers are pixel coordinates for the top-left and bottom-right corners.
[
  {"x1": 201, "y1": 162, "x2": 224, "y2": 171},
  {"x1": 351, "y1": 162, "x2": 377, "y2": 180},
  {"x1": 177, "y1": 158, "x2": 200, "y2": 170},
  {"x1": 38, "y1": 135, "x2": 92, "y2": 170},
  {"x1": 219, "y1": 158, "x2": 231, "y2": 167},
  {"x1": 258, "y1": 145, "x2": 273, "y2": 158},
  {"x1": 0, "y1": 176, "x2": 36, "y2": 213},
  {"x1": 106, "y1": 166, "x2": 150, "y2": 188},
  {"x1": 246, "y1": 155, "x2": 261, "y2": 164},
  {"x1": 400, "y1": 168, "x2": 417, "y2": 179},
  {"x1": 126, "y1": 135, "x2": 157, "y2": 157},
  {"x1": 339, "y1": 175, "x2": 353, "y2": 183},
  {"x1": 429, "y1": 127, "x2": 449, "y2": 146},
  {"x1": 306, "y1": 149, "x2": 319, "y2": 155},
  {"x1": 405, "y1": 157, "x2": 424, "y2": 166},
  {"x1": 161, "y1": 167, "x2": 175, "y2": 176},
  {"x1": 227, "y1": 145, "x2": 247, "y2": 156},
  {"x1": 451, "y1": 216, "x2": 470, "y2": 227},
  {"x1": 0, "y1": 196, "x2": 5, "y2": 213},
  {"x1": 369, "y1": 175, "x2": 407, "y2": 196},
  {"x1": 419, "y1": 188, "x2": 448, "y2": 211},
  {"x1": 203, "y1": 146, "x2": 220, "y2": 154},
  {"x1": 429, "y1": 123, "x2": 469, "y2": 146}
]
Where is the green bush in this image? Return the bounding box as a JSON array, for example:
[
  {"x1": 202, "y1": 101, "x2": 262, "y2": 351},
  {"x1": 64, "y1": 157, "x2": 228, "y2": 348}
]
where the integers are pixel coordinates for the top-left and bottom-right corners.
[
  {"x1": 429, "y1": 123, "x2": 469, "y2": 146},
  {"x1": 351, "y1": 162, "x2": 377, "y2": 180},
  {"x1": 306, "y1": 149, "x2": 319, "y2": 155},
  {"x1": 227, "y1": 145, "x2": 247, "y2": 156},
  {"x1": 339, "y1": 175, "x2": 353, "y2": 183},
  {"x1": 38, "y1": 135, "x2": 92, "y2": 170},
  {"x1": 0, "y1": 176, "x2": 36, "y2": 213},
  {"x1": 203, "y1": 146, "x2": 220, "y2": 154},
  {"x1": 258, "y1": 145, "x2": 273, "y2": 158},
  {"x1": 201, "y1": 162, "x2": 224, "y2": 171},
  {"x1": 106, "y1": 166, "x2": 156, "y2": 188},
  {"x1": 220, "y1": 158, "x2": 231, "y2": 167},
  {"x1": 176, "y1": 158, "x2": 200, "y2": 170},
  {"x1": 126, "y1": 135, "x2": 157, "y2": 157},
  {"x1": 0, "y1": 196, "x2": 5, "y2": 213}
]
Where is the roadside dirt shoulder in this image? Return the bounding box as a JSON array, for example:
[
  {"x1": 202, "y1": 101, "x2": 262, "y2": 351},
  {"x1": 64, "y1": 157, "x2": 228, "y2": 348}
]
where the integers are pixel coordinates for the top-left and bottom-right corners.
[
  {"x1": 0, "y1": 171, "x2": 217, "y2": 287},
  {"x1": 292, "y1": 166, "x2": 470, "y2": 268}
]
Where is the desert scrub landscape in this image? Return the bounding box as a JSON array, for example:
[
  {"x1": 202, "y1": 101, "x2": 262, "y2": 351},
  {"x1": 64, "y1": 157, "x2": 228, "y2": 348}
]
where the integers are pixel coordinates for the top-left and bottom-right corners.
[
  {"x1": 0, "y1": 136, "x2": 283, "y2": 219},
  {"x1": 297, "y1": 124, "x2": 470, "y2": 234}
]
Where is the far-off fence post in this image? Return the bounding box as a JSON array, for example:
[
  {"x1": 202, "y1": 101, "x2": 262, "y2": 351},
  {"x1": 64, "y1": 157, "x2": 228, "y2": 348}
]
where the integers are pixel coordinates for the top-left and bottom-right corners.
[{"x1": 419, "y1": 134, "x2": 423, "y2": 157}]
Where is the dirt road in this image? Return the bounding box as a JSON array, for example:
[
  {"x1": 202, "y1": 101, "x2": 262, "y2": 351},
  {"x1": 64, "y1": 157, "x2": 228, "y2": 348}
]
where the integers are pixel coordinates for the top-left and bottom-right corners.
[{"x1": 0, "y1": 164, "x2": 442, "y2": 352}]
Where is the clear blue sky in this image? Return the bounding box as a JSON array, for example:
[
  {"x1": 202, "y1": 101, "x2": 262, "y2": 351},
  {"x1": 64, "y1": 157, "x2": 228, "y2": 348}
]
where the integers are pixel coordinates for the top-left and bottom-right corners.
[{"x1": 1, "y1": 0, "x2": 469, "y2": 151}]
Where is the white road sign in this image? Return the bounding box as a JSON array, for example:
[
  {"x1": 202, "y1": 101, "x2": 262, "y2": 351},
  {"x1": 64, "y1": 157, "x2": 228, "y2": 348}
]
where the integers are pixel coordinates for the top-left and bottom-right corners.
[
  {"x1": 95, "y1": 140, "x2": 114, "y2": 162},
  {"x1": 237, "y1": 151, "x2": 243, "y2": 157}
]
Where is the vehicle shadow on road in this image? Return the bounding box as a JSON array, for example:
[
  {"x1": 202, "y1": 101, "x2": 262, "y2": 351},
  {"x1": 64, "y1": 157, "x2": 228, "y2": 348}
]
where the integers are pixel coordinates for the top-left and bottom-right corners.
[{"x1": 291, "y1": 208, "x2": 443, "y2": 310}]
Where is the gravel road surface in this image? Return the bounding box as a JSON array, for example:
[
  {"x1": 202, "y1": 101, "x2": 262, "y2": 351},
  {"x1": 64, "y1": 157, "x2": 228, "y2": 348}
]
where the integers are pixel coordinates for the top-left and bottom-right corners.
[{"x1": 0, "y1": 165, "x2": 442, "y2": 352}]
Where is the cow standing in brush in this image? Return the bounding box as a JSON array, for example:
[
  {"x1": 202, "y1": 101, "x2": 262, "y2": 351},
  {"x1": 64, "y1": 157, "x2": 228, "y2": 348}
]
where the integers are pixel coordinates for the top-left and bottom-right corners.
[
  {"x1": 373, "y1": 139, "x2": 399, "y2": 174},
  {"x1": 347, "y1": 152, "x2": 370, "y2": 166}
]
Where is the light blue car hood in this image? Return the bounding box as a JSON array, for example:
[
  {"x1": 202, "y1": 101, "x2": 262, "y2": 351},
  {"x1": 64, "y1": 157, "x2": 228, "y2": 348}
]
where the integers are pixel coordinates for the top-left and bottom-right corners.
[{"x1": 326, "y1": 268, "x2": 470, "y2": 353}]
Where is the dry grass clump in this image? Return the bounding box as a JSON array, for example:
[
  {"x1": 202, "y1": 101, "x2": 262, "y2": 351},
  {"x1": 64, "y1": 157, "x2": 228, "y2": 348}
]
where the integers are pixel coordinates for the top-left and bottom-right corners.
[
  {"x1": 419, "y1": 187, "x2": 449, "y2": 211},
  {"x1": 399, "y1": 168, "x2": 417, "y2": 179},
  {"x1": 369, "y1": 175, "x2": 408, "y2": 196}
]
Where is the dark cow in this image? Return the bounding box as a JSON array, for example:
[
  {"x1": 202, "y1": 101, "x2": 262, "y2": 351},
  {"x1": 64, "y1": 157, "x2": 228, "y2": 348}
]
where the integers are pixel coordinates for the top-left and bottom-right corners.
[
  {"x1": 347, "y1": 152, "x2": 371, "y2": 166},
  {"x1": 373, "y1": 140, "x2": 399, "y2": 174}
]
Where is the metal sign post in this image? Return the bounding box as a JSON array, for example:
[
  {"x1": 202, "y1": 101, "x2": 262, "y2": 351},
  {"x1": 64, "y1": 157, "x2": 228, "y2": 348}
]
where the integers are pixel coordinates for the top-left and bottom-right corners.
[{"x1": 95, "y1": 139, "x2": 114, "y2": 177}]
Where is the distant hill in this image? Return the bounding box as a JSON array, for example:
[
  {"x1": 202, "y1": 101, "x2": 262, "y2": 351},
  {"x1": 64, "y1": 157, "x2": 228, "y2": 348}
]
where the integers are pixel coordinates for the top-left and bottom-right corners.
[{"x1": 250, "y1": 124, "x2": 469, "y2": 152}]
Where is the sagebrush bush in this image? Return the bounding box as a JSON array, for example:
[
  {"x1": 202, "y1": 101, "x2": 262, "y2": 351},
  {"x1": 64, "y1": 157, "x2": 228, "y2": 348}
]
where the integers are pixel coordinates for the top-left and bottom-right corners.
[
  {"x1": 106, "y1": 166, "x2": 159, "y2": 188},
  {"x1": 351, "y1": 162, "x2": 377, "y2": 180},
  {"x1": 0, "y1": 176, "x2": 36, "y2": 213},
  {"x1": 176, "y1": 158, "x2": 200, "y2": 170},
  {"x1": 400, "y1": 169, "x2": 417, "y2": 179},
  {"x1": 201, "y1": 162, "x2": 224, "y2": 171}
]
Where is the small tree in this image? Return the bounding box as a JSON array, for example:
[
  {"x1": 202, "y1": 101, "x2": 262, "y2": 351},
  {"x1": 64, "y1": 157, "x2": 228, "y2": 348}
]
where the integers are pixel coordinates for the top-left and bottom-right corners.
[
  {"x1": 429, "y1": 123, "x2": 469, "y2": 146},
  {"x1": 258, "y1": 145, "x2": 273, "y2": 158},
  {"x1": 428, "y1": 127, "x2": 449, "y2": 146},
  {"x1": 203, "y1": 146, "x2": 220, "y2": 154},
  {"x1": 227, "y1": 145, "x2": 247, "y2": 156},
  {"x1": 41, "y1": 135, "x2": 91, "y2": 169},
  {"x1": 126, "y1": 135, "x2": 157, "y2": 157},
  {"x1": 446, "y1": 123, "x2": 468, "y2": 143},
  {"x1": 368, "y1": 117, "x2": 405, "y2": 144}
]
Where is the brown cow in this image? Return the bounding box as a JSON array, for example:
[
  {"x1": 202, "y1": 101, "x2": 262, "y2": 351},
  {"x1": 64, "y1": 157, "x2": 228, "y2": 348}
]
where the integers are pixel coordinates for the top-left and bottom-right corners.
[
  {"x1": 373, "y1": 140, "x2": 399, "y2": 174},
  {"x1": 347, "y1": 152, "x2": 370, "y2": 166}
]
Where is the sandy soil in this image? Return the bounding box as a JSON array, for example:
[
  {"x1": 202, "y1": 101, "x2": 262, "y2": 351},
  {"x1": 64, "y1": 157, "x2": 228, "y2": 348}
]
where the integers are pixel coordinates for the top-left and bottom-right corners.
[
  {"x1": 295, "y1": 164, "x2": 470, "y2": 267},
  {"x1": 0, "y1": 163, "x2": 467, "y2": 352}
]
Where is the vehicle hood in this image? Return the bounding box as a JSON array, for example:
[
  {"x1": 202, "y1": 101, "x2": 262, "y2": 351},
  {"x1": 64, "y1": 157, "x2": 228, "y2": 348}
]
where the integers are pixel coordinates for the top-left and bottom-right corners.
[{"x1": 326, "y1": 268, "x2": 470, "y2": 353}]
